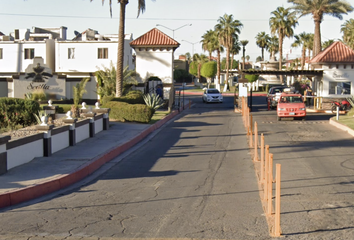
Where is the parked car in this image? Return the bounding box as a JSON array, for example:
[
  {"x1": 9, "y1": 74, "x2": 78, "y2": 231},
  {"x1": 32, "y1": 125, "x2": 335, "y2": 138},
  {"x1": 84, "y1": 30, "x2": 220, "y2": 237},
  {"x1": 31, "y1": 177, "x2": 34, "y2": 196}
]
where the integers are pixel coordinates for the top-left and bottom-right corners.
[
  {"x1": 267, "y1": 86, "x2": 288, "y2": 109},
  {"x1": 277, "y1": 92, "x2": 306, "y2": 121},
  {"x1": 202, "y1": 88, "x2": 223, "y2": 103}
]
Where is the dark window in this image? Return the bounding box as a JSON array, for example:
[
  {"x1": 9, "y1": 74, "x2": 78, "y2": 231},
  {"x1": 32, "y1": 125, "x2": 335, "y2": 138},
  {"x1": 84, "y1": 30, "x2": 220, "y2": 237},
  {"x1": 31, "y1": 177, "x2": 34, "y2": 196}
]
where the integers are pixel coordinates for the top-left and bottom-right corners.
[
  {"x1": 24, "y1": 48, "x2": 34, "y2": 59},
  {"x1": 68, "y1": 48, "x2": 75, "y2": 59},
  {"x1": 98, "y1": 48, "x2": 108, "y2": 59},
  {"x1": 329, "y1": 81, "x2": 351, "y2": 95}
]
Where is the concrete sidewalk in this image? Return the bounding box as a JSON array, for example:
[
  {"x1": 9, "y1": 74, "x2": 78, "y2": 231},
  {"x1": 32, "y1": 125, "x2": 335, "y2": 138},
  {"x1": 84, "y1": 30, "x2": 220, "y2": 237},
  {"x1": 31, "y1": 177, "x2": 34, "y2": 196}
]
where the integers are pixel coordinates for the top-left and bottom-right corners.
[{"x1": 0, "y1": 108, "x2": 185, "y2": 209}]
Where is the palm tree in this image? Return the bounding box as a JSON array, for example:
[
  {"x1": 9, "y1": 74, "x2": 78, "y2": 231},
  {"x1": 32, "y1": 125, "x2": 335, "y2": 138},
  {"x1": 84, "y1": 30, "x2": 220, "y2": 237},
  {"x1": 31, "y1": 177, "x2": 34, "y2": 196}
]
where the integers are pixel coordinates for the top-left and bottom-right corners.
[
  {"x1": 201, "y1": 30, "x2": 217, "y2": 60},
  {"x1": 322, "y1": 39, "x2": 335, "y2": 49},
  {"x1": 230, "y1": 39, "x2": 241, "y2": 71},
  {"x1": 291, "y1": 32, "x2": 311, "y2": 70},
  {"x1": 270, "y1": 6, "x2": 298, "y2": 70},
  {"x1": 92, "y1": 0, "x2": 148, "y2": 97},
  {"x1": 305, "y1": 33, "x2": 314, "y2": 61},
  {"x1": 266, "y1": 36, "x2": 279, "y2": 60},
  {"x1": 215, "y1": 14, "x2": 243, "y2": 87},
  {"x1": 240, "y1": 40, "x2": 249, "y2": 70},
  {"x1": 185, "y1": 52, "x2": 192, "y2": 64},
  {"x1": 341, "y1": 18, "x2": 354, "y2": 49},
  {"x1": 288, "y1": 0, "x2": 353, "y2": 57},
  {"x1": 255, "y1": 32, "x2": 271, "y2": 61}
]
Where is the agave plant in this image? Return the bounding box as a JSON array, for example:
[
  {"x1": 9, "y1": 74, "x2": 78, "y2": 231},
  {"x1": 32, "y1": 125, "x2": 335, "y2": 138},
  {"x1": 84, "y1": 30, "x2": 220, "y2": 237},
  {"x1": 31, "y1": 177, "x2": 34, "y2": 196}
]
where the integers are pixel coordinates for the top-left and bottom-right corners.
[
  {"x1": 143, "y1": 93, "x2": 164, "y2": 110},
  {"x1": 33, "y1": 110, "x2": 49, "y2": 125}
]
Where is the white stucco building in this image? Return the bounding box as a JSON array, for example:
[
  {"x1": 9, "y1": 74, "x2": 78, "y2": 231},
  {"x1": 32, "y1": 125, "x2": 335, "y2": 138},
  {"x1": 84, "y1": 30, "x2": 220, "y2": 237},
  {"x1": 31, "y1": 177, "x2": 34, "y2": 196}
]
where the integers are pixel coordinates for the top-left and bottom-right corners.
[
  {"x1": 0, "y1": 26, "x2": 134, "y2": 101},
  {"x1": 310, "y1": 41, "x2": 354, "y2": 98},
  {"x1": 130, "y1": 28, "x2": 180, "y2": 99}
]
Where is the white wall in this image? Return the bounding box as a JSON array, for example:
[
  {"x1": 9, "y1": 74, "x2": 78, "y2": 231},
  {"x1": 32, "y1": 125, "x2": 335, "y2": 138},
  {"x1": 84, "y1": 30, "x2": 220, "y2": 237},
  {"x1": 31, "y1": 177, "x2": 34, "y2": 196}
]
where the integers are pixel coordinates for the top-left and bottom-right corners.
[
  {"x1": 52, "y1": 131, "x2": 69, "y2": 153},
  {"x1": 135, "y1": 49, "x2": 173, "y2": 84},
  {"x1": 76, "y1": 124, "x2": 90, "y2": 143},
  {"x1": 7, "y1": 139, "x2": 43, "y2": 170},
  {"x1": 95, "y1": 118, "x2": 103, "y2": 134},
  {"x1": 313, "y1": 64, "x2": 354, "y2": 97},
  {"x1": 55, "y1": 39, "x2": 134, "y2": 73}
]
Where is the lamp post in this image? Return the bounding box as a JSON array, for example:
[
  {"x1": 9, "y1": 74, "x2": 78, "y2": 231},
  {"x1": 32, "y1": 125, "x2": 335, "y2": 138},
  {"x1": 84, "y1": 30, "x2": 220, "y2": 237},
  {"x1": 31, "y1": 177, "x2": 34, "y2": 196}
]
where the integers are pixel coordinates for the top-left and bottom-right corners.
[
  {"x1": 182, "y1": 40, "x2": 199, "y2": 57},
  {"x1": 156, "y1": 24, "x2": 192, "y2": 39}
]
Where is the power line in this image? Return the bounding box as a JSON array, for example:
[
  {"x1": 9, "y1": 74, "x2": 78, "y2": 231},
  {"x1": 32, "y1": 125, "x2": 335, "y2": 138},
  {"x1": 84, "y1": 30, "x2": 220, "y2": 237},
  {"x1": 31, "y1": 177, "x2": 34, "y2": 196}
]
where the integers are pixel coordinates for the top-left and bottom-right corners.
[{"x1": 0, "y1": 12, "x2": 317, "y2": 22}]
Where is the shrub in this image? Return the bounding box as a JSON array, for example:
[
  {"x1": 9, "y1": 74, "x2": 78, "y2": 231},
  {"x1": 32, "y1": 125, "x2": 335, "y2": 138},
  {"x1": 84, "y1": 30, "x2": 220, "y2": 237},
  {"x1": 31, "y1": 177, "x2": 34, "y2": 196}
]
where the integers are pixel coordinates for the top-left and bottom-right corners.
[
  {"x1": 0, "y1": 98, "x2": 40, "y2": 129},
  {"x1": 143, "y1": 93, "x2": 164, "y2": 111},
  {"x1": 101, "y1": 92, "x2": 145, "y2": 105},
  {"x1": 102, "y1": 101, "x2": 154, "y2": 123}
]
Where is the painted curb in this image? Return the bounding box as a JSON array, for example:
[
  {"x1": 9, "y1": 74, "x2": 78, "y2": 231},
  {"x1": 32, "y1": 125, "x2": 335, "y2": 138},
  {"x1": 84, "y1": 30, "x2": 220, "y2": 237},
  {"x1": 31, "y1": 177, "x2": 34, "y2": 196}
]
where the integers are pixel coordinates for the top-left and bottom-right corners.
[{"x1": 0, "y1": 108, "x2": 182, "y2": 209}]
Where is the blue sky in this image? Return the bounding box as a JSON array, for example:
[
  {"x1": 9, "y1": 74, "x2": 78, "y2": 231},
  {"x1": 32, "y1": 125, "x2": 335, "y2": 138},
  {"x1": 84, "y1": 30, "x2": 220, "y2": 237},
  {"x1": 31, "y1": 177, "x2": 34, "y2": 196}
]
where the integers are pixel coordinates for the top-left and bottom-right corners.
[{"x1": 1, "y1": 0, "x2": 353, "y2": 62}]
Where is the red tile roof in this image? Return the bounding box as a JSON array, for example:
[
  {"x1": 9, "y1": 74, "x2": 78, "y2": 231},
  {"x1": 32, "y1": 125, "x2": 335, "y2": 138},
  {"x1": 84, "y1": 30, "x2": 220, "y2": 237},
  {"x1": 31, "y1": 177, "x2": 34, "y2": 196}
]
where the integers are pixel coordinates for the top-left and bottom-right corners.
[
  {"x1": 130, "y1": 28, "x2": 180, "y2": 47},
  {"x1": 310, "y1": 41, "x2": 354, "y2": 63}
]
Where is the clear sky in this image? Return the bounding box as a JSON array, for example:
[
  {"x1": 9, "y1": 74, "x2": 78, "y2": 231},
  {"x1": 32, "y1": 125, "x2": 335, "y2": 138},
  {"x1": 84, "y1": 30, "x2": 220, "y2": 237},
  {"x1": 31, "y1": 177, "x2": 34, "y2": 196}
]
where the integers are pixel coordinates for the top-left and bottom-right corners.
[{"x1": 1, "y1": 0, "x2": 353, "y2": 62}]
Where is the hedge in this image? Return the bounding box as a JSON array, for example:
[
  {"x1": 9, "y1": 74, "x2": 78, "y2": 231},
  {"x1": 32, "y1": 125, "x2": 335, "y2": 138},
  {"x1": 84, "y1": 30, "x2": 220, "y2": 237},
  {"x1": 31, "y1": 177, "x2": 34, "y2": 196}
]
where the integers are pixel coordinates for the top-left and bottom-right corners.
[{"x1": 102, "y1": 101, "x2": 154, "y2": 123}]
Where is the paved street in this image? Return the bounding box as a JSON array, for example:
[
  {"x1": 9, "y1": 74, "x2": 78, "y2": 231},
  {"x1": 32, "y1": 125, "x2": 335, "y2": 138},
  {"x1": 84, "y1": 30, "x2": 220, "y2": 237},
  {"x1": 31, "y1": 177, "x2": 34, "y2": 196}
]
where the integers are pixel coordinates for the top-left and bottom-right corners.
[
  {"x1": 0, "y1": 95, "x2": 271, "y2": 240},
  {"x1": 250, "y1": 96, "x2": 354, "y2": 239}
]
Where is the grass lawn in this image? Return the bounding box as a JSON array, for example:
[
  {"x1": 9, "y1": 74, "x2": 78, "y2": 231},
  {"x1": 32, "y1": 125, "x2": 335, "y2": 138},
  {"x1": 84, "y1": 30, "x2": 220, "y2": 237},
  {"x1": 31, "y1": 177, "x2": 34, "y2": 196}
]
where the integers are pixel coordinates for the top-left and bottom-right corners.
[
  {"x1": 335, "y1": 109, "x2": 354, "y2": 130},
  {"x1": 149, "y1": 110, "x2": 170, "y2": 124}
]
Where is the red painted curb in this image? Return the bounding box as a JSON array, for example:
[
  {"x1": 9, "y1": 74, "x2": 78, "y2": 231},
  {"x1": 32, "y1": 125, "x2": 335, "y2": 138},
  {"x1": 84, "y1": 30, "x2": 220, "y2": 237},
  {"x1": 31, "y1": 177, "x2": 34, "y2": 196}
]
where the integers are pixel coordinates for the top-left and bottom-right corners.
[{"x1": 0, "y1": 108, "x2": 183, "y2": 209}]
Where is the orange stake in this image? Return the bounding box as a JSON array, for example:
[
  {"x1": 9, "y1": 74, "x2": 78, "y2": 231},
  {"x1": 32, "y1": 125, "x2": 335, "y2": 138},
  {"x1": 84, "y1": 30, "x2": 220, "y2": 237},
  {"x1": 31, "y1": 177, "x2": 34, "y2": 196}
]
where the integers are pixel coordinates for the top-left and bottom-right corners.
[
  {"x1": 260, "y1": 134, "x2": 265, "y2": 181},
  {"x1": 274, "y1": 164, "x2": 282, "y2": 237},
  {"x1": 254, "y1": 122, "x2": 258, "y2": 161},
  {"x1": 264, "y1": 145, "x2": 269, "y2": 200},
  {"x1": 267, "y1": 153, "x2": 273, "y2": 215}
]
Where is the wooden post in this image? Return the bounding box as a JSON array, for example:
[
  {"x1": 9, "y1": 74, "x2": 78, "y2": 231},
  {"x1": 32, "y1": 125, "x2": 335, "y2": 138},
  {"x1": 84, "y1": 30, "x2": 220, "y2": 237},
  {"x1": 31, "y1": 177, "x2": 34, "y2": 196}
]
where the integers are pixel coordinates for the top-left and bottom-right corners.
[
  {"x1": 254, "y1": 122, "x2": 258, "y2": 161},
  {"x1": 274, "y1": 164, "x2": 282, "y2": 237},
  {"x1": 249, "y1": 114, "x2": 253, "y2": 148},
  {"x1": 264, "y1": 145, "x2": 269, "y2": 200},
  {"x1": 267, "y1": 153, "x2": 273, "y2": 215},
  {"x1": 260, "y1": 134, "x2": 265, "y2": 181}
]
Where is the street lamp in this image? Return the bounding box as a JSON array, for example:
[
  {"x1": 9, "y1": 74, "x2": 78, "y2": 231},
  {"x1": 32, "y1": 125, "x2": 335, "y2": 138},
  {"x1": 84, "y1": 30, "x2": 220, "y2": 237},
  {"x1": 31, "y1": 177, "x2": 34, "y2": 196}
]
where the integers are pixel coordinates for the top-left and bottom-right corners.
[
  {"x1": 182, "y1": 40, "x2": 199, "y2": 57},
  {"x1": 156, "y1": 24, "x2": 192, "y2": 39}
]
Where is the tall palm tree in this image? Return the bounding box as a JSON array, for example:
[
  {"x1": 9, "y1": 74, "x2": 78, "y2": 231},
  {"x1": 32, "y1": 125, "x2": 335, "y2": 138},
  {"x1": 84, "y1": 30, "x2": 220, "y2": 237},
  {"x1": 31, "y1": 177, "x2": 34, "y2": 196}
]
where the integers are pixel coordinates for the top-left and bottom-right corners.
[
  {"x1": 288, "y1": 0, "x2": 353, "y2": 57},
  {"x1": 270, "y1": 6, "x2": 298, "y2": 70},
  {"x1": 185, "y1": 52, "x2": 192, "y2": 64},
  {"x1": 266, "y1": 36, "x2": 279, "y2": 60},
  {"x1": 93, "y1": 0, "x2": 149, "y2": 97},
  {"x1": 215, "y1": 14, "x2": 243, "y2": 87},
  {"x1": 240, "y1": 40, "x2": 249, "y2": 70},
  {"x1": 201, "y1": 30, "x2": 217, "y2": 60},
  {"x1": 255, "y1": 32, "x2": 271, "y2": 61},
  {"x1": 341, "y1": 18, "x2": 354, "y2": 49},
  {"x1": 305, "y1": 33, "x2": 314, "y2": 61}
]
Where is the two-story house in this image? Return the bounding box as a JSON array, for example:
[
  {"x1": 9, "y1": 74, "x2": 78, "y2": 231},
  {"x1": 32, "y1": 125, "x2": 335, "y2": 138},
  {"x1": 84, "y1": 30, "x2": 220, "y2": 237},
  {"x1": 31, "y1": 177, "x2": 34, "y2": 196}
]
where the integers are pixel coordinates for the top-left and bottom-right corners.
[{"x1": 0, "y1": 26, "x2": 134, "y2": 101}]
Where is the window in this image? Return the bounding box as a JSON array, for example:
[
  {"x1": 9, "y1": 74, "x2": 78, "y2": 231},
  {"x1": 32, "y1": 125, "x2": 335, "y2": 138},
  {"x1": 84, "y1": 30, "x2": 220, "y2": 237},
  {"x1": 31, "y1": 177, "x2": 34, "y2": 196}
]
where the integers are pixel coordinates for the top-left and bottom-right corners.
[
  {"x1": 0, "y1": 48, "x2": 2, "y2": 59},
  {"x1": 329, "y1": 81, "x2": 351, "y2": 95},
  {"x1": 24, "y1": 48, "x2": 34, "y2": 59},
  {"x1": 98, "y1": 48, "x2": 108, "y2": 59},
  {"x1": 68, "y1": 48, "x2": 75, "y2": 59}
]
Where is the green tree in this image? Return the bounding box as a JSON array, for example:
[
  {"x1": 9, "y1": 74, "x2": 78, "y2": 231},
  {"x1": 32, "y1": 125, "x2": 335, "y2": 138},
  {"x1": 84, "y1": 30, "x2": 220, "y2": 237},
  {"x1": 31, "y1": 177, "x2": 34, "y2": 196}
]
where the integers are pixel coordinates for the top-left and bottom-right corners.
[
  {"x1": 230, "y1": 39, "x2": 241, "y2": 71},
  {"x1": 341, "y1": 18, "x2": 354, "y2": 49},
  {"x1": 201, "y1": 61, "x2": 217, "y2": 88},
  {"x1": 192, "y1": 53, "x2": 209, "y2": 82},
  {"x1": 174, "y1": 69, "x2": 191, "y2": 83},
  {"x1": 96, "y1": 63, "x2": 137, "y2": 98},
  {"x1": 291, "y1": 32, "x2": 312, "y2": 70},
  {"x1": 270, "y1": 6, "x2": 298, "y2": 70},
  {"x1": 322, "y1": 39, "x2": 335, "y2": 49},
  {"x1": 266, "y1": 36, "x2": 279, "y2": 60},
  {"x1": 201, "y1": 30, "x2": 217, "y2": 59},
  {"x1": 189, "y1": 61, "x2": 198, "y2": 78},
  {"x1": 288, "y1": 0, "x2": 353, "y2": 57},
  {"x1": 93, "y1": 0, "x2": 150, "y2": 97},
  {"x1": 255, "y1": 32, "x2": 271, "y2": 61},
  {"x1": 215, "y1": 14, "x2": 243, "y2": 88},
  {"x1": 71, "y1": 78, "x2": 90, "y2": 118},
  {"x1": 240, "y1": 40, "x2": 249, "y2": 70}
]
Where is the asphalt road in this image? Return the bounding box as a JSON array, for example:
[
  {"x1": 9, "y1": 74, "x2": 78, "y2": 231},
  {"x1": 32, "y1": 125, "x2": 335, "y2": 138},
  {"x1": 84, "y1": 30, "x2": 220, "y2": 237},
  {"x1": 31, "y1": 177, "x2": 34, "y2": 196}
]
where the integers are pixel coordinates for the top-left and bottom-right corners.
[
  {"x1": 0, "y1": 95, "x2": 272, "y2": 240},
  {"x1": 250, "y1": 96, "x2": 354, "y2": 239}
]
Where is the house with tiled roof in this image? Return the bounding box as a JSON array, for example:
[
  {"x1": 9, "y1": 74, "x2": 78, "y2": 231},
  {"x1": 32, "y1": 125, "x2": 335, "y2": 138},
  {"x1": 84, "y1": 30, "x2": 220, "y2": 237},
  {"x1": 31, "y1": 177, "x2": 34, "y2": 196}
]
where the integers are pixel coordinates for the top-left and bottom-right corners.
[
  {"x1": 310, "y1": 41, "x2": 354, "y2": 97},
  {"x1": 130, "y1": 28, "x2": 180, "y2": 100}
]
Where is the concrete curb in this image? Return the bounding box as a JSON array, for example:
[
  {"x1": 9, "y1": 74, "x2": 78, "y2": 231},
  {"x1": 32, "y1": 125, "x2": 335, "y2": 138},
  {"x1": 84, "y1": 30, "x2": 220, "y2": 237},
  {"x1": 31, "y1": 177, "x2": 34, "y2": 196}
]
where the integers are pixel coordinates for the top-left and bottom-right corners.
[
  {"x1": 329, "y1": 118, "x2": 354, "y2": 137},
  {"x1": 0, "y1": 108, "x2": 182, "y2": 209}
]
